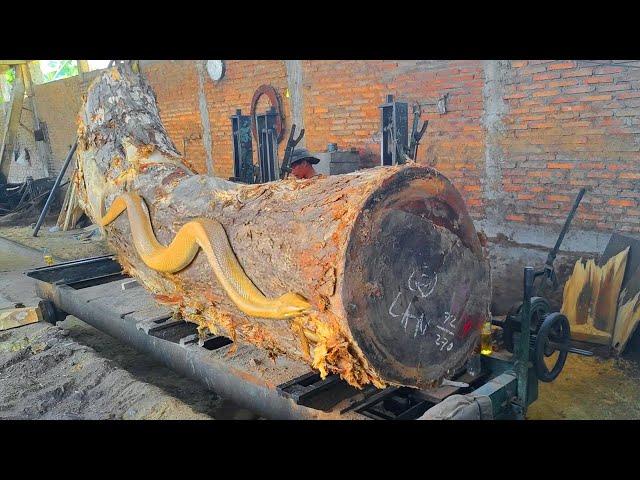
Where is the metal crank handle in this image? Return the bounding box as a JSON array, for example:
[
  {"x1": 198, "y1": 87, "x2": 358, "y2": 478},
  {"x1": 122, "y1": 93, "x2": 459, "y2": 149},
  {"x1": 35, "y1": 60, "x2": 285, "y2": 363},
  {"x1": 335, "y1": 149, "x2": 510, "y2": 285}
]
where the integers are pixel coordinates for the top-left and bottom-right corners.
[
  {"x1": 550, "y1": 343, "x2": 593, "y2": 356},
  {"x1": 529, "y1": 337, "x2": 593, "y2": 356}
]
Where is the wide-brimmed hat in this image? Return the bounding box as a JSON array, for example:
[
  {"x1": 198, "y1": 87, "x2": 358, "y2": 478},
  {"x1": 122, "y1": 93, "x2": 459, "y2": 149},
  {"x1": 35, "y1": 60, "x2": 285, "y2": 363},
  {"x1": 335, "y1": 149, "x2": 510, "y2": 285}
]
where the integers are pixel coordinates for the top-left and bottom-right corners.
[{"x1": 290, "y1": 148, "x2": 320, "y2": 166}]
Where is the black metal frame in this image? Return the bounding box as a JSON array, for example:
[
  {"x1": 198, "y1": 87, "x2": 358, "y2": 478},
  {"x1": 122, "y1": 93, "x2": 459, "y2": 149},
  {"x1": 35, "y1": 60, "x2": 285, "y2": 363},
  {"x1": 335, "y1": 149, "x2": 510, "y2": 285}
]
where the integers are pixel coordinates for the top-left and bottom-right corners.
[
  {"x1": 256, "y1": 107, "x2": 280, "y2": 183},
  {"x1": 230, "y1": 109, "x2": 254, "y2": 184},
  {"x1": 379, "y1": 95, "x2": 408, "y2": 166},
  {"x1": 27, "y1": 253, "x2": 577, "y2": 420}
]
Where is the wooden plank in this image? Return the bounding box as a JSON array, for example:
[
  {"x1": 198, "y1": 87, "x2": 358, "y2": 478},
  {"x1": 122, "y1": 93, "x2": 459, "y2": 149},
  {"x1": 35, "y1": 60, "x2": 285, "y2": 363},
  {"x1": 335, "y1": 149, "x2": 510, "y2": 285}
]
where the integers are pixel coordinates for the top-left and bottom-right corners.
[
  {"x1": 62, "y1": 182, "x2": 77, "y2": 230},
  {"x1": 77, "y1": 61, "x2": 90, "y2": 74},
  {"x1": 599, "y1": 234, "x2": 640, "y2": 354},
  {"x1": 561, "y1": 248, "x2": 629, "y2": 346},
  {"x1": 612, "y1": 270, "x2": 640, "y2": 354},
  {"x1": 56, "y1": 183, "x2": 72, "y2": 227},
  {"x1": 0, "y1": 306, "x2": 42, "y2": 331}
]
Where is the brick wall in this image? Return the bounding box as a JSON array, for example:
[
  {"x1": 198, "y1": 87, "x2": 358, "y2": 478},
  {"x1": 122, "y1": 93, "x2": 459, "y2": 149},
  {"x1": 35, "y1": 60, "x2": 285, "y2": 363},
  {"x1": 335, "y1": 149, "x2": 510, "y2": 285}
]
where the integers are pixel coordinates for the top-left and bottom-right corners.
[
  {"x1": 33, "y1": 75, "x2": 83, "y2": 179},
  {"x1": 143, "y1": 60, "x2": 291, "y2": 178},
  {"x1": 500, "y1": 60, "x2": 640, "y2": 233},
  {"x1": 203, "y1": 60, "x2": 291, "y2": 178},
  {"x1": 144, "y1": 61, "x2": 207, "y2": 173},
  {"x1": 302, "y1": 60, "x2": 486, "y2": 216}
]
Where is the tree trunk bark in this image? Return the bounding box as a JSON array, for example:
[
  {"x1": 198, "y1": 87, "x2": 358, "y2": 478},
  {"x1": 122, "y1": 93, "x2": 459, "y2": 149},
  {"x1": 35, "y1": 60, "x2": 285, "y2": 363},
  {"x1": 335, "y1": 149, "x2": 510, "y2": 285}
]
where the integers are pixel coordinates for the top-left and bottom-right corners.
[{"x1": 74, "y1": 65, "x2": 491, "y2": 390}]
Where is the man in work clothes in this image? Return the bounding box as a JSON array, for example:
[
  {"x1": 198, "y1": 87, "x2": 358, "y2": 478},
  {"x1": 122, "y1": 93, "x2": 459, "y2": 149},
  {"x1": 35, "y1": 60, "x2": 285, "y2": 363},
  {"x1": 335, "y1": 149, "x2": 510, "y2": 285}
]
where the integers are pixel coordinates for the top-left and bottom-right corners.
[{"x1": 288, "y1": 148, "x2": 320, "y2": 179}]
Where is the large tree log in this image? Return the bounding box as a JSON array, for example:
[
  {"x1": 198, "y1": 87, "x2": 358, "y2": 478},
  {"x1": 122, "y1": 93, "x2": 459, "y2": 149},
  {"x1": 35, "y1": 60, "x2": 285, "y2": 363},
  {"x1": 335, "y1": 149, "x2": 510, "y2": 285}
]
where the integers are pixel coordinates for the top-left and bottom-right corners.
[{"x1": 74, "y1": 65, "x2": 491, "y2": 390}]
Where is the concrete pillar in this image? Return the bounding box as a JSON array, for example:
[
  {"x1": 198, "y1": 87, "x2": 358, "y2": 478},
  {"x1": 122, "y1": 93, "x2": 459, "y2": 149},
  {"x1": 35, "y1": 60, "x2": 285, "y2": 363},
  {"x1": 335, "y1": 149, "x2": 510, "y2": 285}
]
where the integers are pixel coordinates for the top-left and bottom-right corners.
[
  {"x1": 195, "y1": 60, "x2": 214, "y2": 176},
  {"x1": 285, "y1": 60, "x2": 306, "y2": 147}
]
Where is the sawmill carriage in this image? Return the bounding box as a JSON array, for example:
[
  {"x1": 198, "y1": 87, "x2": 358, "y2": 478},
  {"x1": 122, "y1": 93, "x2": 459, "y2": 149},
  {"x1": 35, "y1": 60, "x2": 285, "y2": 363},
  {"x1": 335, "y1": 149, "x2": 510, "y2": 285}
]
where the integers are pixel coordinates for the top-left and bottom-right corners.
[{"x1": 28, "y1": 63, "x2": 592, "y2": 420}]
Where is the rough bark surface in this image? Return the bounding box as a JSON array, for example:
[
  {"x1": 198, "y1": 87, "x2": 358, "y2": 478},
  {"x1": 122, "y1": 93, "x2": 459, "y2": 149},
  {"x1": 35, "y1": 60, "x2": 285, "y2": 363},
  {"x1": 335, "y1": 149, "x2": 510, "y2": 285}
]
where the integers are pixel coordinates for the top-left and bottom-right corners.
[{"x1": 74, "y1": 66, "x2": 491, "y2": 389}]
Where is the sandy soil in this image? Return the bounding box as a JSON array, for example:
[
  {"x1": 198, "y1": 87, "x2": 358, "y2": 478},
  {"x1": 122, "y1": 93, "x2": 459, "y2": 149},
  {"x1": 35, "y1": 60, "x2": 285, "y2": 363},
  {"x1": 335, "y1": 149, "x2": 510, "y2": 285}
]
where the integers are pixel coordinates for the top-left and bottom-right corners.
[
  {"x1": 0, "y1": 245, "x2": 255, "y2": 420},
  {"x1": 0, "y1": 322, "x2": 221, "y2": 420},
  {"x1": 0, "y1": 224, "x2": 112, "y2": 261},
  {"x1": 528, "y1": 354, "x2": 640, "y2": 419}
]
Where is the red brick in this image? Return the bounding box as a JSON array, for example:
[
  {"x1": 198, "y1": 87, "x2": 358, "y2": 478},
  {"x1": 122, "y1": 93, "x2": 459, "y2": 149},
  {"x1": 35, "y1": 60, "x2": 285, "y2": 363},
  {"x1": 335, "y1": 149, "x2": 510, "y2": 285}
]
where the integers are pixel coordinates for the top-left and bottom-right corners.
[
  {"x1": 585, "y1": 75, "x2": 613, "y2": 84},
  {"x1": 564, "y1": 86, "x2": 594, "y2": 94},
  {"x1": 583, "y1": 94, "x2": 613, "y2": 102},
  {"x1": 608, "y1": 199, "x2": 636, "y2": 207},
  {"x1": 548, "y1": 61, "x2": 577, "y2": 71},
  {"x1": 533, "y1": 72, "x2": 561, "y2": 81},
  {"x1": 561, "y1": 68, "x2": 594, "y2": 78},
  {"x1": 548, "y1": 79, "x2": 578, "y2": 88},
  {"x1": 594, "y1": 66, "x2": 624, "y2": 75},
  {"x1": 532, "y1": 89, "x2": 560, "y2": 98},
  {"x1": 547, "y1": 162, "x2": 573, "y2": 169},
  {"x1": 620, "y1": 172, "x2": 640, "y2": 180},
  {"x1": 547, "y1": 194, "x2": 571, "y2": 202}
]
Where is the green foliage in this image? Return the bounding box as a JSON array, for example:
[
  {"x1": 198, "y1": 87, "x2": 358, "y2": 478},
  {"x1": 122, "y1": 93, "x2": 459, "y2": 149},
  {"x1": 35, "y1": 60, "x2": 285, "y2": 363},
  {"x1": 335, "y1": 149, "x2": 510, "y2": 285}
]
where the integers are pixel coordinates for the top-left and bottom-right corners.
[
  {"x1": 40, "y1": 60, "x2": 79, "y2": 82},
  {"x1": 4, "y1": 68, "x2": 15, "y2": 85}
]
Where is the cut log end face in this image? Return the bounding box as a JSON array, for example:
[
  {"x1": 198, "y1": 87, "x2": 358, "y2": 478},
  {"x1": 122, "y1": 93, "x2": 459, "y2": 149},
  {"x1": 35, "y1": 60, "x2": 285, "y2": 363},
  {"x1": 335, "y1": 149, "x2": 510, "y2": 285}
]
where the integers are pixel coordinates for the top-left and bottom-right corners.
[{"x1": 343, "y1": 173, "x2": 491, "y2": 388}]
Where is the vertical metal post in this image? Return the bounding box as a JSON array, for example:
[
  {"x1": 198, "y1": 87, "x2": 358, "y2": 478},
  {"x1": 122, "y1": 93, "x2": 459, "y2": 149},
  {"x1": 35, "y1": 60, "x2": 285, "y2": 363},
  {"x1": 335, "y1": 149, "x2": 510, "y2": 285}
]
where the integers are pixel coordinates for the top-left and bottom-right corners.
[
  {"x1": 515, "y1": 266, "x2": 534, "y2": 416},
  {"x1": 230, "y1": 109, "x2": 253, "y2": 184}
]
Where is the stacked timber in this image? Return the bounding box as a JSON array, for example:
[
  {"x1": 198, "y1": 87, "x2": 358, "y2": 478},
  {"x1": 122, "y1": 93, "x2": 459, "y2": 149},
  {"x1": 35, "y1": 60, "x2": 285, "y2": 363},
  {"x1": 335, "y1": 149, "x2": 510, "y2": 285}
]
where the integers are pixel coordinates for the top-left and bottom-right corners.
[
  {"x1": 56, "y1": 170, "x2": 85, "y2": 231},
  {"x1": 73, "y1": 65, "x2": 491, "y2": 390}
]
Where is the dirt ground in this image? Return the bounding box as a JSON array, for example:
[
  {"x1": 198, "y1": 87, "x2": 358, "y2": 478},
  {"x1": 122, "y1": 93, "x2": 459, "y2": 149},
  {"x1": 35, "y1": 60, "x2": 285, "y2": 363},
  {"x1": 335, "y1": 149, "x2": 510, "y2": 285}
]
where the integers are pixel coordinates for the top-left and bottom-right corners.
[
  {"x1": 1, "y1": 223, "x2": 640, "y2": 419},
  {"x1": 528, "y1": 354, "x2": 640, "y2": 419},
  {"x1": 0, "y1": 223, "x2": 112, "y2": 261},
  {"x1": 0, "y1": 322, "x2": 220, "y2": 420},
  {"x1": 0, "y1": 230, "x2": 255, "y2": 420}
]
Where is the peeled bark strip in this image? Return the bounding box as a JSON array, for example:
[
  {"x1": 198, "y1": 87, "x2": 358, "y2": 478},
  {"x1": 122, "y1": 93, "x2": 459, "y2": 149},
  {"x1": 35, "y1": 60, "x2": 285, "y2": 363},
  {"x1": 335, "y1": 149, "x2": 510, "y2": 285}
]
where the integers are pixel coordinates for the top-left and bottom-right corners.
[
  {"x1": 74, "y1": 66, "x2": 491, "y2": 389},
  {"x1": 561, "y1": 248, "x2": 629, "y2": 345}
]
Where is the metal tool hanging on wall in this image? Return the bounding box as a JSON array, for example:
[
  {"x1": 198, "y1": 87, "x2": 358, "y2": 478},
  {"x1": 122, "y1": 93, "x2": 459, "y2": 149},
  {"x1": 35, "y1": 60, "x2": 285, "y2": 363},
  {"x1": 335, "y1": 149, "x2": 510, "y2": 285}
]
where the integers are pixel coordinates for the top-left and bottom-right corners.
[
  {"x1": 408, "y1": 103, "x2": 428, "y2": 162},
  {"x1": 280, "y1": 124, "x2": 305, "y2": 179},
  {"x1": 380, "y1": 95, "x2": 428, "y2": 165}
]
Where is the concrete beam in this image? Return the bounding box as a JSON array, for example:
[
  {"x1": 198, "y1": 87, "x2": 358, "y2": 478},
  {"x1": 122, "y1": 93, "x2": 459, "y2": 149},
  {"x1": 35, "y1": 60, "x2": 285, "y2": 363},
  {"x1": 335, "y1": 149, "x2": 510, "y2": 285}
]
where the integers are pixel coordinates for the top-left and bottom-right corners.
[
  {"x1": 77, "y1": 60, "x2": 90, "y2": 73},
  {"x1": 195, "y1": 60, "x2": 214, "y2": 175},
  {"x1": 481, "y1": 60, "x2": 509, "y2": 222},
  {"x1": 285, "y1": 60, "x2": 306, "y2": 147}
]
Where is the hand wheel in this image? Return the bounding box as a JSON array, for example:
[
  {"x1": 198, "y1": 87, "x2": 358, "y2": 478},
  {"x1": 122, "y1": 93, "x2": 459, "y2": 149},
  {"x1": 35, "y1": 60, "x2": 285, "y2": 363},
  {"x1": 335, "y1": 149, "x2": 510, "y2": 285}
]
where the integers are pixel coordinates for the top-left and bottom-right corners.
[{"x1": 535, "y1": 312, "x2": 570, "y2": 382}]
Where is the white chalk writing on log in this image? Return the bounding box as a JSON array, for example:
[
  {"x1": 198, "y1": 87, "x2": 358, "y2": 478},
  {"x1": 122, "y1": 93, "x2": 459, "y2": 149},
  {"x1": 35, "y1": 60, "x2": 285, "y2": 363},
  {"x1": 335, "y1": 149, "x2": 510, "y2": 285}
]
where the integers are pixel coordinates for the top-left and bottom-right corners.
[
  {"x1": 389, "y1": 292, "x2": 428, "y2": 335},
  {"x1": 407, "y1": 266, "x2": 438, "y2": 299},
  {"x1": 388, "y1": 267, "x2": 455, "y2": 349}
]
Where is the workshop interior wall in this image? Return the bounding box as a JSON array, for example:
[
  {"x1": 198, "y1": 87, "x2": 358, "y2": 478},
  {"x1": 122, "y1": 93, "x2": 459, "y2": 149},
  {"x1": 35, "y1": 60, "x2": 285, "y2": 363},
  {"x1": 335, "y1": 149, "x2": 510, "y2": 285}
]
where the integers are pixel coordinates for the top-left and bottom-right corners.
[
  {"x1": 498, "y1": 61, "x2": 640, "y2": 234},
  {"x1": 144, "y1": 60, "x2": 208, "y2": 174},
  {"x1": 301, "y1": 60, "x2": 486, "y2": 217},
  {"x1": 32, "y1": 75, "x2": 83, "y2": 180},
  {"x1": 201, "y1": 60, "x2": 291, "y2": 178},
  {"x1": 6, "y1": 98, "x2": 43, "y2": 183}
]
